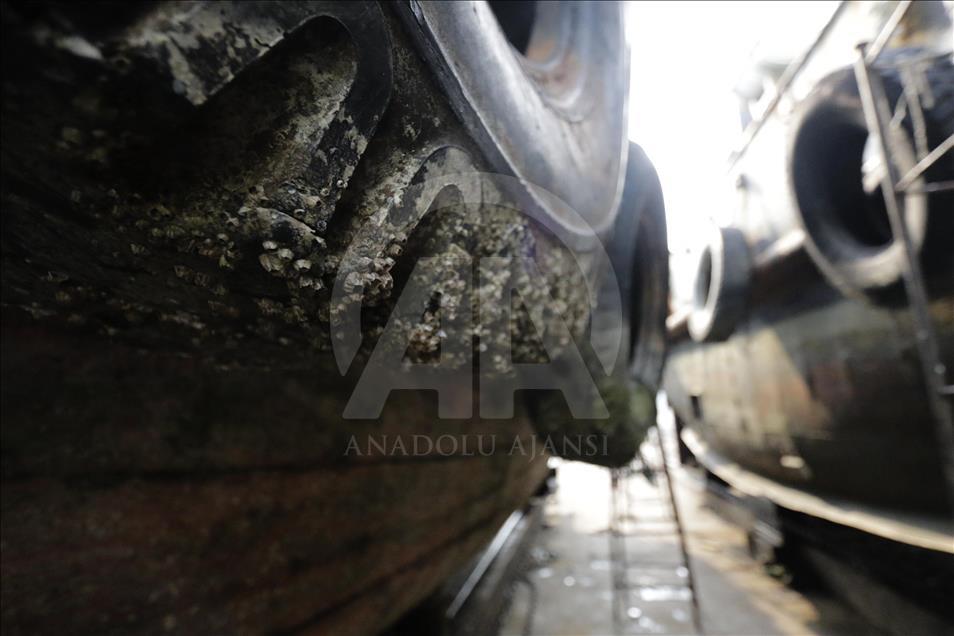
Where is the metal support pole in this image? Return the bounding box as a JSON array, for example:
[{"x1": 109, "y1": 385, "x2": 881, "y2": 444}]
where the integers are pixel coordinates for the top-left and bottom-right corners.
[
  {"x1": 896, "y1": 133, "x2": 954, "y2": 190},
  {"x1": 853, "y1": 44, "x2": 954, "y2": 510},
  {"x1": 658, "y1": 434, "x2": 703, "y2": 634},
  {"x1": 864, "y1": 0, "x2": 915, "y2": 64}
]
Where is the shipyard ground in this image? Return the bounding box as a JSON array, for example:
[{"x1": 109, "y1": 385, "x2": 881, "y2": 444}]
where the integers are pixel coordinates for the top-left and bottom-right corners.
[
  {"x1": 389, "y1": 422, "x2": 950, "y2": 636},
  {"x1": 498, "y1": 458, "x2": 875, "y2": 636}
]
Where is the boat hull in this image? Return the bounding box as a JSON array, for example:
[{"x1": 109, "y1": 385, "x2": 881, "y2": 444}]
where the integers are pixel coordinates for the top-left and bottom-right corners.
[
  {"x1": 0, "y1": 322, "x2": 549, "y2": 634},
  {"x1": 664, "y1": 277, "x2": 953, "y2": 517}
]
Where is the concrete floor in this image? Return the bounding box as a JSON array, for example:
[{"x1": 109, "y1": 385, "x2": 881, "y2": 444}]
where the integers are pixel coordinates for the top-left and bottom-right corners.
[{"x1": 500, "y1": 456, "x2": 872, "y2": 636}]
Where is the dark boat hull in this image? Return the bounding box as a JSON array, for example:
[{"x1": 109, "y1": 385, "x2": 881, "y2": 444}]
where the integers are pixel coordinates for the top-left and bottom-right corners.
[
  {"x1": 0, "y1": 324, "x2": 549, "y2": 634},
  {"x1": 665, "y1": 274, "x2": 953, "y2": 518},
  {"x1": 664, "y1": 258, "x2": 954, "y2": 528},
  {"x1": 665, "y1": 36, "x2": 954, "y2": 533}
]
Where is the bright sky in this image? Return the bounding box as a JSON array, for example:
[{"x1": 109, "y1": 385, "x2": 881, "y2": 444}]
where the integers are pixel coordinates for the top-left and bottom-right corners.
[{"x1": 626, "y1": 1, "x2": 838, "y2": 253}]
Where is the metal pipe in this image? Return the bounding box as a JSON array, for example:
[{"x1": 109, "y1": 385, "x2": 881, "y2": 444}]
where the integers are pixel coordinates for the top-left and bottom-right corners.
[
  {"x1": 905, "y1": 180, "x2": 954, "y2": 193},
  {"x1": 445, "y1": 509, "x2": 524, "y2": 619},
  {"x1": 865, "y1": 0, "x2": 915, "y2": 64},
  {"x1": 896, "y1": 133, "x2": 954, "y2": 190},
  {"x1": 657, "y1": 437, "x2": 703, "y2": 634}
]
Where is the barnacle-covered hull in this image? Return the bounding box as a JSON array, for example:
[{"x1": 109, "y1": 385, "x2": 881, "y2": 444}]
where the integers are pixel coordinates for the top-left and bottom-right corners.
[{"x1": 0, "y1": 1, "x2": 649, "y2": 634}]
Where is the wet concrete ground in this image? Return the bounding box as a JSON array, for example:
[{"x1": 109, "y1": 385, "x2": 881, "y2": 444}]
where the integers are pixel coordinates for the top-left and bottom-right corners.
[{"x1": 500, "y1": 455, "x2": 873, "y2": 636}]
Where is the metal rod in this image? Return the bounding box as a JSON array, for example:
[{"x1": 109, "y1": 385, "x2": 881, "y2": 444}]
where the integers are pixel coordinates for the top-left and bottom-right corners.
[
  {"x1": 865, "y1": 0, "x2": 915, "y2": 64},
  {"x1": 897, "y1": 133, "x2": 954, "y2": 190},
  {"x1": 900, "y1": 63, "x2": 930, "y2": 161},
  {"x1": 445, "y1": 509, "x2": 524, "y2": 619},
  {"x1": 729, "y1": 0, "x2": 920, "y2": 171},
  {"x1": 609, "y1": 468, "x2": 628, "y2": 633},
  {"x1": 657, "y1": 430, "x2": 704, "y2": 634},
  {"x1": 904, "y1": 181, "x2": 954, "y2": 194},
  {"x1": 728, "y1": 1, "x2": 848, "y2": 171},
  {"x1": 853, "y1": 43, "x2": 954, "y2": 510}
]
